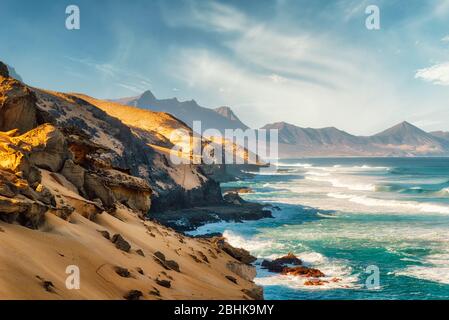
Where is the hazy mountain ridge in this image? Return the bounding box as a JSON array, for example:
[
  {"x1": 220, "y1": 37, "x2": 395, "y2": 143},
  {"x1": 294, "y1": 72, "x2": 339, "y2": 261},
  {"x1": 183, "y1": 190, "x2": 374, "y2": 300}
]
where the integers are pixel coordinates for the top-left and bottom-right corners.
[
  {"x1": 263, "y1": 121, "x2": 449, "y2": 158},
  {"x1": 114, "y1": 90, "x2": 249, "y2": 133}
]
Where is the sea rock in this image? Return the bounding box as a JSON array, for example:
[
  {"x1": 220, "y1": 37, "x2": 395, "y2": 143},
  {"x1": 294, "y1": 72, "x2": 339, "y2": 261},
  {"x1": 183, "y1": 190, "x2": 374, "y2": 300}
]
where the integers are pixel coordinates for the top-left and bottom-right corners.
[
  {"x1": 261, "y1": 260, "x2": 285, "y2": 273},
  {"x1": 304, "y1": 279, "x2": 329, "y2": 286},
  {"x1": 281, "y1": 266, "x2": 325, "y2": 278},
  {"x1": 272, "y1": 253, "x2": 302, "y2": 266},
  {"x1": 223, "y1": 192, "x2": 247, "y2": 205}
]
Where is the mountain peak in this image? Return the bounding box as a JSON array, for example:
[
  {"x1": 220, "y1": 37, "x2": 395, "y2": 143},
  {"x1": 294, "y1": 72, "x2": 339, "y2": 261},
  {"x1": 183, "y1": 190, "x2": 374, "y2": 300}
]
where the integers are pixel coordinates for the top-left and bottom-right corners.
[
  {"x1": 375, "y1": 121, "x2": 425, "y2": 137},
  {"x1": 214, "y1": 106, "x2": 237, "y2": 120},
  {"x1": 139, "y1": 90, "x2": 157, "y2": 102}
]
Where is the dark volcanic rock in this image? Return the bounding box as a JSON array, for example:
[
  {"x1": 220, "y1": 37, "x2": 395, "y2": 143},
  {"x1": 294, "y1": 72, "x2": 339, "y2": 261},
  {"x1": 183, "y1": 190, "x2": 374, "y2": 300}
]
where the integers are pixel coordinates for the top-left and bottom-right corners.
[
  {"x1": 115, "y1": 266, "x2": 131, "y2": 278},
  {"x1": 111, "y1": 234, "x2": 131, "y2": 252},
  {"x1": 282, "y1": 266, "x2": 325, "y2": 278},
  {"x1": 261, "y1": 260, "x2": 285, "y2": 273},
  {"x1": 164, "y1": 260, "x2": 180, "y2": 272},
  {"x1": 273, "y1": 253, "x2": 302, "y2": 266},
  {"x1": 152, "y1": 201, "x2": 272, "y2": 232},
  {"x1": 225, "y1": 275, "x2": 238, "y2": 284},
  {"x1": 97, "y1": 230, "x2": 110, "y2": 240},
  {"x1": 124, "y1": 290, "x2": 143, "y2": 300},
  {"x1": 156, "y1": 279, "x2": 171, "y2": 288},
  {"x1": 213, "y1": 238, "x2": 256, "y2": 264}
]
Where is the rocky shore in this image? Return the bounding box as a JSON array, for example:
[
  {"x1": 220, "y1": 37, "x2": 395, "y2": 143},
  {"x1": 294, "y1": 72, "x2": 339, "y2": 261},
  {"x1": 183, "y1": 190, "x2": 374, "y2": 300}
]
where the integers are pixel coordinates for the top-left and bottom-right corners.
[{"x1": 152, "y1": 192, "x2": 273, "y2": 232}]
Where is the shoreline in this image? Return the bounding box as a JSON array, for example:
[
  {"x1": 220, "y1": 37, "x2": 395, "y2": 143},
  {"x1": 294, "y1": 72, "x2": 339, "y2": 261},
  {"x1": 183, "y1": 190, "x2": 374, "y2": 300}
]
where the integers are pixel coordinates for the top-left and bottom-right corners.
[{"x1": 151, "y1": 191, "x2": 274, "y2": 233}]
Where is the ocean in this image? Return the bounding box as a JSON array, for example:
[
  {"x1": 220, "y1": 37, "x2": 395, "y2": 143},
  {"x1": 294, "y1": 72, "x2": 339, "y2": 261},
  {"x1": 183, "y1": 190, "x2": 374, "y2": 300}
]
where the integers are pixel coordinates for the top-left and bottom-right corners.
[{"x1": 189, "y1": 158, "x2": 449, "y2": 300}]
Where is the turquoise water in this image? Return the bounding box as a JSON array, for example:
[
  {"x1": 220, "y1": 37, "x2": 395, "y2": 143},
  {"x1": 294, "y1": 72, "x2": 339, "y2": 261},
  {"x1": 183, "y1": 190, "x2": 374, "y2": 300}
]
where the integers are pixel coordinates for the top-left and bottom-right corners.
[{"x1": 191, "y1": 158, "x2": 449, "y2": 300}]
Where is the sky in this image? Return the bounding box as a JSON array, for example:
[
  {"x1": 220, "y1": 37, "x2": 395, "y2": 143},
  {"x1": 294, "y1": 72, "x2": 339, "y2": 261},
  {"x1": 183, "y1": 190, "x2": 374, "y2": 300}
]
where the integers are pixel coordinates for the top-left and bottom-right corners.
[{"x1": 2, "y1": 0, "x2": 449, "y2": 135}]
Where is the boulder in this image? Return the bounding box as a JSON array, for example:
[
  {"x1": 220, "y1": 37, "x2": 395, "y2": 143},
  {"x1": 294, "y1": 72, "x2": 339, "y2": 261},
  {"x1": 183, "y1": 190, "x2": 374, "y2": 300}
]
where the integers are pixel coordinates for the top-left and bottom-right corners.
[
  {"x1": 61, "y1": 159, "x2": 85, "y2": 193},
  {"x1": 17, "y1": 124, "x2": 67, "y2": 172},
  {"x1": 304, "y1": 279, "x2": 329, "y2": 286},
  {"x1": 155, "y1": 279, "x2": 171, "y2": 288},
  {"x1": 225, "y1": 275, "x2": 238, "y2": 284},
  {"x1": 124, "y1": 290, "x2": 142, "y2": 300},
  {"x1": 261, "y1": 260, "x2": 285, "y2": 273},
  {"x1": 213, "y1": 238, "x2": 256, "y2": 264},
  {"x1": 223, "y1": 192, "x2": 247, "y2": 205},
  {"x1": 115, "y1": 266, "x2": 131, "y2": 278},
  {"x1": 0, "y1": 77, "x2": 37, "y2": 133},
  {"x1": 111, "y1": 234, "x2": 131, "y2": 252},
  {"x1": 84, "y1": 173, "x2": 116, "y2": 209}
]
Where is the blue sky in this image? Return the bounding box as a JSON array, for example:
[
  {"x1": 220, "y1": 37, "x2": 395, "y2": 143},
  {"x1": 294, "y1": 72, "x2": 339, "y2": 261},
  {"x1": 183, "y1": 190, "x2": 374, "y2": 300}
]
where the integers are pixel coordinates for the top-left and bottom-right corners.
[{"x1": 2, "y1": 0, "x2": 449, "y2": 134}]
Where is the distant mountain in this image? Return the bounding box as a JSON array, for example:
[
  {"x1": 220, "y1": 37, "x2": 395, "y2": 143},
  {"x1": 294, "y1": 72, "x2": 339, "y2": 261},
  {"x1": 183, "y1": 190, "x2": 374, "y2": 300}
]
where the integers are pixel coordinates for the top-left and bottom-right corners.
[
  {"x1": 430, "y1": 131, "x2": 449, "y2": 142},
  {"x1": 214, "y1": 106, "x2": 249, "y2": 130},
  {"x1": 262, "y1": 121, "x2": 449, "y2": 158},
  {"x1": 114, "y1": 90, "x2": 249, "y2": 133}
]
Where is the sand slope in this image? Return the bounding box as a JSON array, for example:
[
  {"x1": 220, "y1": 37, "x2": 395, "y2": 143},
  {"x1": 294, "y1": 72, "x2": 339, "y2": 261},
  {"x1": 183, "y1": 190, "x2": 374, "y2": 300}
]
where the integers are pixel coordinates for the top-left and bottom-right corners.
[{"x1": 0, "y1": 182, "x2": 258, "y2": 300}]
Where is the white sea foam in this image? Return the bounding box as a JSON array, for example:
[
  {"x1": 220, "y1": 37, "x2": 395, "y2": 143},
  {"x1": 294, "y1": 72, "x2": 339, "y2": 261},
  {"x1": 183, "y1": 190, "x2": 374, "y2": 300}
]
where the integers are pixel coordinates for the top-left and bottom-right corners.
[
  {"x1": 304, "y1": 171, "x2": 330, "y2": 177},
  {"x1": 222, "y1": 230, "x2": 285, "y2": 253},
  {"x1": 396, "y1": 267, "x2": 449, "y2": 285},
  {"x1": 275, "y1": 162, "x2": 312, "y2": 168},
  {"x1": 327, "y1": 193, "x2": 449, "y2": 214},
  {"x1": 306, "y1": 176, "x2": 376, "y2": 191},
  {"x1": 440, "y1": 187, "x2": 449, "y2": 195}
]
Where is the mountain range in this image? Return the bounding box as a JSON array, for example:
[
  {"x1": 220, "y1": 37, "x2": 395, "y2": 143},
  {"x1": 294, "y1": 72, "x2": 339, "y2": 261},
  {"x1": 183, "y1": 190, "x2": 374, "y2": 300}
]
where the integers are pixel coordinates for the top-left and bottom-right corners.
[
  {"x1": 263, "y1": 121, "x2": 449, "y2": 158},
  {"x1": 113, "y1": 90, "x2": 248, "y2": 133},
  {"x1": 114, "y1": 90, "x2": 449, "y2": 158}
]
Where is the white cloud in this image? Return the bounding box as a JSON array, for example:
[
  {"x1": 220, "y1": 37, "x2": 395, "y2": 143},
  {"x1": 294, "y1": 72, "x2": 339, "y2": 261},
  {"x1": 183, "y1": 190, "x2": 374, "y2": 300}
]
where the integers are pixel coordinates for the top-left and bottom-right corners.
[
  {"x1": 442, "y1": 35, "x2": 449, "y2": 42},
  {"x1": 415, "y1": 62, "x2": 449, "y2": 86}
]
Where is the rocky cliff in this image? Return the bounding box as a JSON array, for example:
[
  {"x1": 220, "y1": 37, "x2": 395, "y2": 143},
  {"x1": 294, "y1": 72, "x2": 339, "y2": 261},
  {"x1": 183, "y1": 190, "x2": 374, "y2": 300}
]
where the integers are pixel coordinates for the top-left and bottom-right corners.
[{"x1": 0, "y1": 61, "x2": 262, "y2": 300}]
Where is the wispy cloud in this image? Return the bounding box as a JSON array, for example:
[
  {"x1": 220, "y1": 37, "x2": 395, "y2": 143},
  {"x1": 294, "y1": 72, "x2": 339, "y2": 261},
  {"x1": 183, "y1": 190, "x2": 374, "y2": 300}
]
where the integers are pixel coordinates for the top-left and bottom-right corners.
[
  {"x1": 66, "y1": 56, "x2": 152, "y2": 94},
  {"x1": 164, "y1": 1, "x2": 404, "y2": 133}
]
